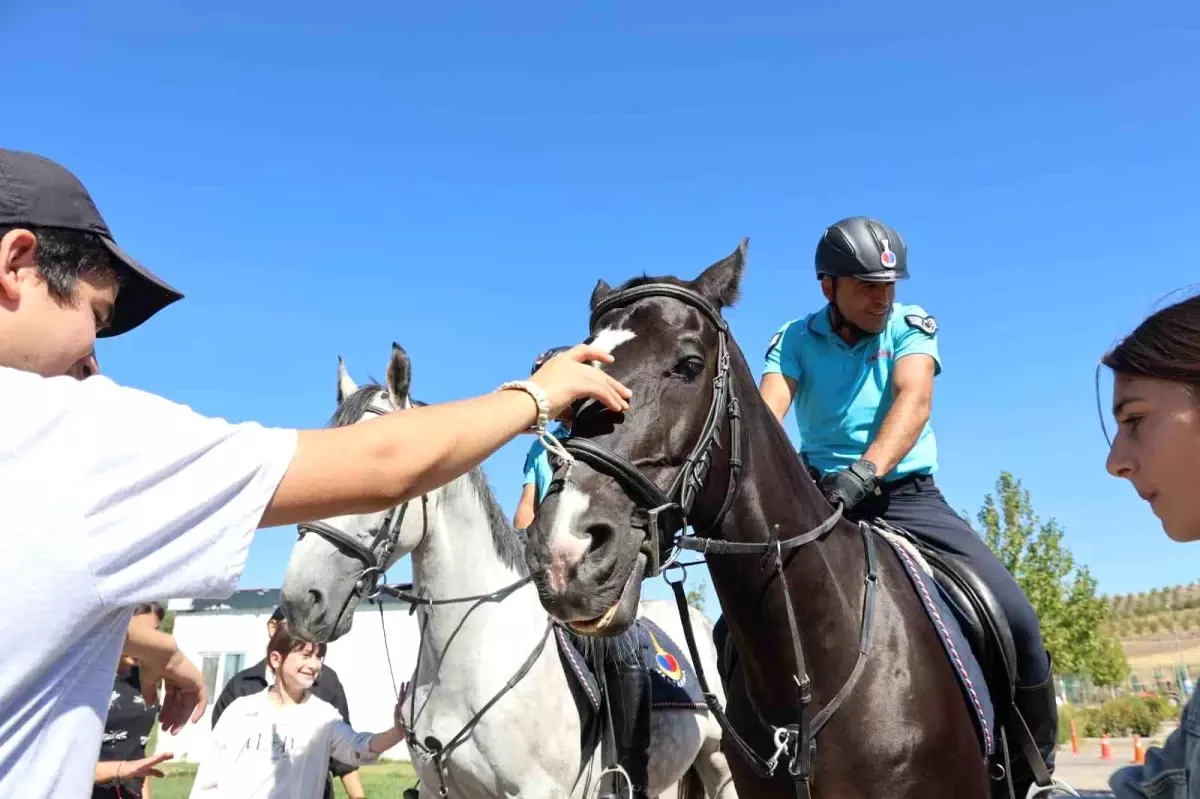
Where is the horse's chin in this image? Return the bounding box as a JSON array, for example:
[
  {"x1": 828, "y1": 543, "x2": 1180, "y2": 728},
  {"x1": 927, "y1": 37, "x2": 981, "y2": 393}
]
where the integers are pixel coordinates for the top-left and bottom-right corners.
[{"x1": 568, "y1": 553, "x2": 645, "y2": 637}]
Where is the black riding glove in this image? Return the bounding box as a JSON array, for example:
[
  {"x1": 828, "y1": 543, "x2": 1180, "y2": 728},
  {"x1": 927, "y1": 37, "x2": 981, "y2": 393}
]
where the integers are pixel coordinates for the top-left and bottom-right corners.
[{"x1": 819, "y1": 459, "x2": 880, "y2": 512}]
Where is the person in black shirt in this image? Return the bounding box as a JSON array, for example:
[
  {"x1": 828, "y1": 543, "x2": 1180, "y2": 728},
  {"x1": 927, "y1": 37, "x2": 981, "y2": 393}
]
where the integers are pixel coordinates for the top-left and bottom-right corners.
[
  {"x1": 210, "y1": 607, "x2": 364, "y2": 799},
  {"x1": 94, "y1": 602, "x2": 173, "y2": 798}
]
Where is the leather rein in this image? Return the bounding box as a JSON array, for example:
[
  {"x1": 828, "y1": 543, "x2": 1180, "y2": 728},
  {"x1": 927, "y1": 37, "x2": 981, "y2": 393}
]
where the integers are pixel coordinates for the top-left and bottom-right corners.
[{"x1": 559, "y1": 282, "x2": 880, "y2": 799}]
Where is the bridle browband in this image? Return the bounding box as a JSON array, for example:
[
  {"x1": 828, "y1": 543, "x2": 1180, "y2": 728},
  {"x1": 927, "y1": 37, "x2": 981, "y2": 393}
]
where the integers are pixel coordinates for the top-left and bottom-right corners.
[
  {"x1": 556, "y1": 280, "x2": 882, "y2": 799},
  {"x1": 560, "y1": 283, "x2": 746, "y2": 577}
]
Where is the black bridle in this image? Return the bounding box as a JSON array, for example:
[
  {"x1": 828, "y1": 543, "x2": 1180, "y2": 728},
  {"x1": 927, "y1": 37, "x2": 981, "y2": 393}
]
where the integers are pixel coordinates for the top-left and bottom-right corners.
[
  {"x1": 557, "y1": 281, "x2": 879, "y2": 799},
  {"x1": 561, "y1": 283, "x2": 746, "y2": 578}
]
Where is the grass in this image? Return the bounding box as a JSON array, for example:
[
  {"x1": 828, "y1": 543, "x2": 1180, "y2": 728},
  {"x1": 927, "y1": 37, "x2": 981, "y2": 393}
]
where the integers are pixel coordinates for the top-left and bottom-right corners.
[{"x1": 148, "y1": 761, "x2": 418, "y2": 798}]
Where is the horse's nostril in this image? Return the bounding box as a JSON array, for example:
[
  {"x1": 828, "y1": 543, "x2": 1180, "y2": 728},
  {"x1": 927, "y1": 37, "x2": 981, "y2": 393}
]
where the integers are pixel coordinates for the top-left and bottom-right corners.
[
  {"x1": 585, "y1": 522, "x2": 615, "y2": 555},
  {"x1": 308, "y1": 588, "x2": 323, "y2": 610}
]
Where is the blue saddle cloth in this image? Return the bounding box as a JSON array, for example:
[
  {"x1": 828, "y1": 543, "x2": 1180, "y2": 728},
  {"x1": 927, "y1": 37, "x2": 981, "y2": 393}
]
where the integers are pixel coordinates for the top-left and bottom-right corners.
[
  {"x1": 554, "y1": 616, "x2": 708, "y2": 716},
  {"x1": 879, "y1": 532, "x2": 996, "y2": 757}
]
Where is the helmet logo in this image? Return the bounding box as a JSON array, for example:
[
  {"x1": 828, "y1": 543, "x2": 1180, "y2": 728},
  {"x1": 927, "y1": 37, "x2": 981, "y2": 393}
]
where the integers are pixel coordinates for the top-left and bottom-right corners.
[{"x1": 880, "y1": 239, "x2": 897, "y2": 268}]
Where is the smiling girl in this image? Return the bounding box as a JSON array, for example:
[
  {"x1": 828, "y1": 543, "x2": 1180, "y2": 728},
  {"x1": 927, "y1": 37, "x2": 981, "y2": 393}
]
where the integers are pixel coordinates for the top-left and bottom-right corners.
[
  {"x1": 188, "y1": 624, "x2": 407, "y2": 799},
  {"x1": 1104, "y1": 292, "x2": 1200, "y2": 798}
]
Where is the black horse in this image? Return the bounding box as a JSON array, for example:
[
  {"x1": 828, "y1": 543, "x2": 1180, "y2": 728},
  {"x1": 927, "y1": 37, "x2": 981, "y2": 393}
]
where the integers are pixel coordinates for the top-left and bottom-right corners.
[{"x1": 524, "y1": 241, "x2": 1020, "y2": 798}]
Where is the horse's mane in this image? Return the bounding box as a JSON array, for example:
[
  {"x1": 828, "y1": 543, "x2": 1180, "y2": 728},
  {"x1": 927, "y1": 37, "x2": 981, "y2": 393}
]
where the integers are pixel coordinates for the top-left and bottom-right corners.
[{"x1": 331, "y1": 384, "x2": 528, "y2": 575}]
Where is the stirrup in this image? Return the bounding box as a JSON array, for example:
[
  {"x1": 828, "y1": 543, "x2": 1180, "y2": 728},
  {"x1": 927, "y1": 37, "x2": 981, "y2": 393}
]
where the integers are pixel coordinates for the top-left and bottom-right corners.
[{"x1": 1026, "y1": 778, "x2": 1080, "y2": 799}]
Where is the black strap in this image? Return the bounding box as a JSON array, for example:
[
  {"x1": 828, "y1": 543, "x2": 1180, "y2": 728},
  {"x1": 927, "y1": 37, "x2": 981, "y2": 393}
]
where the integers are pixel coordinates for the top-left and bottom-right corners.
[
  {"x1": 1006, "y1": 705, "x2": 1055, "y2": 790},
  {"x1": 378, "y1": 574, "x2": 534, "y2": 610},
  {"x1": 666, "y1": 522, "x2": 881, "y2": 794},
  {"x1": 676, "y1": 503, "x2": 843, "y2": 556}
]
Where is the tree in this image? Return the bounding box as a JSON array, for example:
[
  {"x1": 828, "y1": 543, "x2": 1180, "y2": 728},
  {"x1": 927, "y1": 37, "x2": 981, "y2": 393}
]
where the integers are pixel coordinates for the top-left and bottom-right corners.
[
  {"x1": 974, "y1": 472, "x2": 1111, "y2": 681},
  {"x1": 685, "y1": 580, "x2": 707, "y2": 613},
  {"x1": 1091, "y1": 633, "x2": 1131, "y2": 688},
  {"x1": 161, "y1": 609, "x2": 176, "y2": 635}
]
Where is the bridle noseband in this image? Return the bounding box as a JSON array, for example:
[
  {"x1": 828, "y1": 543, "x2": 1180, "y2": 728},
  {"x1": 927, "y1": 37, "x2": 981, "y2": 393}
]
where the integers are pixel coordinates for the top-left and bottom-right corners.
[{"x1": 559, "y1": 283, "x2": 745, "y2": 577}]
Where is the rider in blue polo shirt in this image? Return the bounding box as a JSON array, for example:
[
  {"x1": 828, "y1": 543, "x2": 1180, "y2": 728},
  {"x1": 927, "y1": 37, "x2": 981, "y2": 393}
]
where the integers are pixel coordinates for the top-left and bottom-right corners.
[{"x1": 759, "y1": 216, "x2": 1059, "y2": 797}]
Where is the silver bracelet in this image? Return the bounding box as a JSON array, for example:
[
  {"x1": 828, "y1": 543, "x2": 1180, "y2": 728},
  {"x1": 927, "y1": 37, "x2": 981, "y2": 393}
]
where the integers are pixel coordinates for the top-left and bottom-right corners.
[{"x1": 497, "y1": 380, "x2": 550, "y2": 433}]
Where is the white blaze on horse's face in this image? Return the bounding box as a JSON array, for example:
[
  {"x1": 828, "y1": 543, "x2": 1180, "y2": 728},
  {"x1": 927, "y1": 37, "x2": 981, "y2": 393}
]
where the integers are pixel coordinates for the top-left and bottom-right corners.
[
  {"x1": 542, "y1": 325, "x2": 637, "y2": 592},
  {"x1": 589, "y1": 327, "x2": 637, "y2": 359}
]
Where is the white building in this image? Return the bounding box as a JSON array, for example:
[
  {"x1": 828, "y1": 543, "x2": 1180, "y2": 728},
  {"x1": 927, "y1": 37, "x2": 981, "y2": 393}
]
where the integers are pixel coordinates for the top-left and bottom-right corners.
[{"x1": 158, "y1": 587, "x2": 421, "y2": 762}]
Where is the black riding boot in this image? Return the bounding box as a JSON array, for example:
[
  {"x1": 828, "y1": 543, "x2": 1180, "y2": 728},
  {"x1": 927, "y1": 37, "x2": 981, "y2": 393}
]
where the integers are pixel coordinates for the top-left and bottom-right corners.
[
  {"x1": 1008, "y1": 663, "x2": 1060, "y2": 798},
  {"x1": 600, "y1": 657, "x2": 652, "y2": 799}
]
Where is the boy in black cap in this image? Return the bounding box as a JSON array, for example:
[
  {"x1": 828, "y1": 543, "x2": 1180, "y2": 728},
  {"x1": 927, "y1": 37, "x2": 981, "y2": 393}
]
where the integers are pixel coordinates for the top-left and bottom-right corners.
[{"x1": 0, "y1": 147, "x2": 631, "y2": 797}]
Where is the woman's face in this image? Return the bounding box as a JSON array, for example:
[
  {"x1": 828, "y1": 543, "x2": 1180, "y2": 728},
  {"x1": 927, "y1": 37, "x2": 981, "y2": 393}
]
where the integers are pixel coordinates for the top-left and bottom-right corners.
[{"x1": 1107, "y1": 373, "x2": 1200, "y2": 541}]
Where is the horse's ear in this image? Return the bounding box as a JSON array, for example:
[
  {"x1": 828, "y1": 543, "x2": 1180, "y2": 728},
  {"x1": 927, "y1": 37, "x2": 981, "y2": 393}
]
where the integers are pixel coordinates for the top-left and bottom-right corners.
[
  {"x1": 590, "y1": 279, "x2": 613, "y2": 311},
  {"x1": 693, "y1": 237, "x2": 748, "y2": 310},
  {"x1": 386, "y1": 342, "x2": 412, "y2": 404},
  {"x1": 337, "y1": 357, "x2": 358, "y2": 405}
]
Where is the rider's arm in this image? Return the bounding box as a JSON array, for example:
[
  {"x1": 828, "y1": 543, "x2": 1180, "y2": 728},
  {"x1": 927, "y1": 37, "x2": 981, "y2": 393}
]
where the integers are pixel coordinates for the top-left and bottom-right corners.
[
  {"x1": 760, "y1": 323, "x2": 801, "y2": 424},
  {"x1": 759, "y1": 373, "x2": 797, "y2": 424},
  {"x1": 861, "y1": 354, "x2": 934, "y2": 476},
  {"x1": 261, "y1": 345, "x2": 630, "y2": 528},
  {"x1": 514, "y1": 483, "x2": 538, "y2": 530}
]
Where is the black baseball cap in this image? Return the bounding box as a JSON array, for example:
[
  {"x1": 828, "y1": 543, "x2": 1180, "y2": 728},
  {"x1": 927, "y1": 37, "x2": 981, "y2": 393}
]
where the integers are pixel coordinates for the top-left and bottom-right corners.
[{"x1": 0, "y1": 148, "x2": 183, "y2": 337}]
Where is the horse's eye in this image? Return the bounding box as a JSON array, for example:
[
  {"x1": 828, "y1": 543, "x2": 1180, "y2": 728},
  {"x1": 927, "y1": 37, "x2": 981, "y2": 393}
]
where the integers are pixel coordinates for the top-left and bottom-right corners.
[{"x1": 671, "y1": 356, "x2": 705, "y2": 380}]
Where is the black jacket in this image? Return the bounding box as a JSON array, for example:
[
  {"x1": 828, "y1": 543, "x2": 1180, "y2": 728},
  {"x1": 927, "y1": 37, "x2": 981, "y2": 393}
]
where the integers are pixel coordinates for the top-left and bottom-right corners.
[{"x1": 211, "y1": 659, "x2": 357, "y2": 799}]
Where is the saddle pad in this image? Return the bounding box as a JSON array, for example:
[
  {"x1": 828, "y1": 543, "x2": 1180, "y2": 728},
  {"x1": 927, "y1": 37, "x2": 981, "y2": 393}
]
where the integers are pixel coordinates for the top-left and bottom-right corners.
[
  {"x1": 554, "y1": 618, "x2": 708, "y2": 714},
  {"x1": 640, "y1": 617, "x2": 708, "y2": 711},
  {"x1": 878, "y1": 531, "x2": 996, "y2": 756}
]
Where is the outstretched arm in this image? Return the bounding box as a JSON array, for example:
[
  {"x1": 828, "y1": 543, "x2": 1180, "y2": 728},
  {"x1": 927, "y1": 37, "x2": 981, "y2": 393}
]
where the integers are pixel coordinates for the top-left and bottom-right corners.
[
  {"x1": 262, "y1": 344, "x2": 631, "y2": 528},
  {"x1": 862, "y1": 354, "x2": 935, "y2": 476}
]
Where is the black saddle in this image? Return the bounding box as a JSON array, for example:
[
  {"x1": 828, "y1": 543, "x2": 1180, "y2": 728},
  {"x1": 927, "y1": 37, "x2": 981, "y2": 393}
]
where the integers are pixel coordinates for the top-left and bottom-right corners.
[{"x1": 900, "y1": 529, "x2": 1019, "y2": 703}]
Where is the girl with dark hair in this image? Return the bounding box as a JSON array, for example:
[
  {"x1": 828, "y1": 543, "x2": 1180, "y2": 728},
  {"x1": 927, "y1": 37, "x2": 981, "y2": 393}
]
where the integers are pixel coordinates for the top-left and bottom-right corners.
[
  {"x1": 1104, "y1": 292, "x2": 1200, "y2": 797},
  {"x1": 188, "y1": 622, "x2": 407, "y2": 799}
]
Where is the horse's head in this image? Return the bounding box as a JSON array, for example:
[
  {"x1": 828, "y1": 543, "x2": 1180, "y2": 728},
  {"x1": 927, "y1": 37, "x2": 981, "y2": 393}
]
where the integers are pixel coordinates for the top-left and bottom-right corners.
[
  {"x1": 281, "y1": 343, "x2": 432, "y2": 642},
  {"x1": 525, "y1": 239, "x2": 747, "y2": 636}
]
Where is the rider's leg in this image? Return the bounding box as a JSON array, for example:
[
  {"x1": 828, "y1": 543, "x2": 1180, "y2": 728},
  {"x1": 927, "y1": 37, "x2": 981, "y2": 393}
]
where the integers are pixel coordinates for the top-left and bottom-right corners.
[
  {"x1": 858, "y1": 475, "x2": 1059, "y2": 792},
  {"x1": 598, "y1": 633, "x2": 652, "y2": 799}
]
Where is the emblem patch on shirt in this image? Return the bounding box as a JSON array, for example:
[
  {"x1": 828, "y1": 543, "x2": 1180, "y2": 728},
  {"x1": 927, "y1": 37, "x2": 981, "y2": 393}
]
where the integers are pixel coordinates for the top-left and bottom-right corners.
[
  {"x1": 765, "y1": 331, "x2": 783, "y2": 359},
  {"x1": 904, "y1": 314, "x2": 937, "y2": 336}
]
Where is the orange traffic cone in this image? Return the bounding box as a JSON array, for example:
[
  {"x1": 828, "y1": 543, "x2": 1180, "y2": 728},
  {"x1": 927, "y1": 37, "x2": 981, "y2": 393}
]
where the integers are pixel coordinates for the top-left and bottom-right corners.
[
  {"x1": 1132, "y1": 734, "x2": 1145, "y2": 764},
  {"x1": 1100, "y1": 733, "x2": 1113, "y2": 760},
  {"x1": 1069, "y1": 719, "x2": 1080, "y2": 755}
]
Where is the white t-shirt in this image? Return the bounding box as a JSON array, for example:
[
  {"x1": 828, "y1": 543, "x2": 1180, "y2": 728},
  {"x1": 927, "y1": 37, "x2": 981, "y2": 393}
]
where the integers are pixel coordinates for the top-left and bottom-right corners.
[
  {"x1": 188, "y1": 689, "x2": 379, "y2": 799},
  {"x1": 0, "y1": 367, "x2": 298, "y2": 798}
]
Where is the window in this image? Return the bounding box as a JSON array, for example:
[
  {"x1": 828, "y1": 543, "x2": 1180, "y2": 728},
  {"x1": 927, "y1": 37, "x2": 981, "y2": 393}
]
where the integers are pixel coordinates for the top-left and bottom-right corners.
[
  {"x1": 201, "y1": 654, "x2": 220, "y2": 700},
  {"x1": 224, "y1": 653, "x2": 246, "y2": 685}
]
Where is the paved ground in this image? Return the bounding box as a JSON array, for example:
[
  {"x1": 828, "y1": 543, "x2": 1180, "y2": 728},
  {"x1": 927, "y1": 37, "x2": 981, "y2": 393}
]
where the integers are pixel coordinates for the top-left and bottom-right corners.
[{"x1": 1051, "y1": 731, "x2": 1172, "y2": 797}]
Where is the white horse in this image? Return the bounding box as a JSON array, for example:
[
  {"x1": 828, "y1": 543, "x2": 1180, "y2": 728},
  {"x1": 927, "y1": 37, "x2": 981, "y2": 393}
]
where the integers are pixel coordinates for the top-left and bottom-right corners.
[{"x1": 280, "y1": 343, "x2": 736, "y2": 799}]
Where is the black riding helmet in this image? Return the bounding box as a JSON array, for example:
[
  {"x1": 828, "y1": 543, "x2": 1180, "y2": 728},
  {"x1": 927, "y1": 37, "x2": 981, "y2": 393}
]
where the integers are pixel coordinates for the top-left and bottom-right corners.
[
  {"x1": 815, "y1": 216, "x2": 909, "y2": 283},
  {"x1": 530, "y1": 345, "x2": 571, "y2": 375}
]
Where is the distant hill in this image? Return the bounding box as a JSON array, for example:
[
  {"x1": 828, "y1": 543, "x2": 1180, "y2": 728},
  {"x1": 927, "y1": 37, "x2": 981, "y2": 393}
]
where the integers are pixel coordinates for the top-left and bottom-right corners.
[{"x1": 1104, "y1": 582, "x2": 1200, "y2": 641}]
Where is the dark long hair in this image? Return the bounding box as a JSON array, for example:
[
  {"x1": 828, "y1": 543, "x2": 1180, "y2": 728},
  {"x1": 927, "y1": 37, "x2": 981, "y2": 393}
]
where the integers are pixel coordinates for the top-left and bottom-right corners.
[{"x1": 1103, "y1": 292, "x2": 1200, "y2": 396}]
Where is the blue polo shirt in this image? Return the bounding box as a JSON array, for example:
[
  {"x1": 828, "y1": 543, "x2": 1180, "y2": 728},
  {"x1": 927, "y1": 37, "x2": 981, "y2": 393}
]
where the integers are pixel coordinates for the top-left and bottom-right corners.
[
  {"x1": 522, "y1": 423, "x2": 570, "y2": 504},
  {"x1": 763, "y1": 302, "x2": 942, "y2": 481}
]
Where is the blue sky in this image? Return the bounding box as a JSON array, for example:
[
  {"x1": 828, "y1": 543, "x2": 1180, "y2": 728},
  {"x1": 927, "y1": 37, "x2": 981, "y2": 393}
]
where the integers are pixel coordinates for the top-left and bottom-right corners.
[{"x1": 7, "y1": 0, "x2": 1198, "y2": 611}]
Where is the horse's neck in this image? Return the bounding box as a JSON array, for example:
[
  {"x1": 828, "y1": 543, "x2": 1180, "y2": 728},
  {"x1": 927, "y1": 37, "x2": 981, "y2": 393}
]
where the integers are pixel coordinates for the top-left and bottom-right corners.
[
  {"x1": 708, "y1": 377, "x2": 867, "y2": 700},
  {"x1": 410, "y1": 478, "x2": 544, "y2": 654}
]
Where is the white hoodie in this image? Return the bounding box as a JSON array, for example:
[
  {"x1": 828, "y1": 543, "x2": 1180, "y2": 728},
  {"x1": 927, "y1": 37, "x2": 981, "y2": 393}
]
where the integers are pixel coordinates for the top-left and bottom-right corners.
[{"x1": 189, "y1": 690, "x2": 380, "y2": 799}]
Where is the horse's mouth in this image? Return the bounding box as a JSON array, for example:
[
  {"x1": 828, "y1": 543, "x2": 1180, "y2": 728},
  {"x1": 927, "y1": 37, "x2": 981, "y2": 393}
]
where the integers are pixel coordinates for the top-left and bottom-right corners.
[{"x1": 568, "y1": 552, "x2": 646, "y2": 636}]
